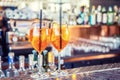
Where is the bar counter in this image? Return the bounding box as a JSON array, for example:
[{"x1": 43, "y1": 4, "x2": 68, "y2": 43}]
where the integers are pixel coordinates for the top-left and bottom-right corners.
[{"x1": 1, "y1": 62, "x2": 120, "y2": 80}]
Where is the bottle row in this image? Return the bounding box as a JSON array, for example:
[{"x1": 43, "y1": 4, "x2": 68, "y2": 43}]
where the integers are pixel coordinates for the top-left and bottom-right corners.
[
  {"x1": 0, "y1": 51, "x2": 56, "y2": 78},
  {"x1": 2, "y1": 5, "x2": 120, "y2": 26},
  {"x1": 76, "y1": 5, "x2": 120, "y2": 25}
]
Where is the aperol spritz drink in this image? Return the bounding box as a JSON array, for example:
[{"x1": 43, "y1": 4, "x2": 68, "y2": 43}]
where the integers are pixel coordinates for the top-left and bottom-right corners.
[
  {"x1": 28, "y1": 22, "x2": 50, "y2": 53},
  {"x1": 51, "y1": 23, "x2": 69, "y2": 52},
  {"x1": 27, "y1": 22, "x2": 51, "y2": 78},
  {"x1": 51, "y1": 22, "x2": 70, "y2": 76},
  {"x1": 31, "y1": 28, "x2": 49, "y2": 53}
]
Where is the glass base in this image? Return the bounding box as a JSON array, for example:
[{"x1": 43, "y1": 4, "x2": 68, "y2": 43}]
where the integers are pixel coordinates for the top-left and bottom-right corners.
[
  {"x1": 50, "y1": 70, "x2": 68, "y2": 77},
  {"x1": 30, "y1": 73, "x2": 49, "y2": 79},
  {"x1": 39, "y1": 73, "x2": 49, "y2": 79}
]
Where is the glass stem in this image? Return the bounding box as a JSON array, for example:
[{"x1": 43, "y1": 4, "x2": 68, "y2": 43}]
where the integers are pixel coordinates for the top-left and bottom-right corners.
[
  {"x1": 38, "y1": 53, "x2": 43, "y2": 74},
  {"x1": 58, "y1": 53, "x2": 61, "y2": 72}
]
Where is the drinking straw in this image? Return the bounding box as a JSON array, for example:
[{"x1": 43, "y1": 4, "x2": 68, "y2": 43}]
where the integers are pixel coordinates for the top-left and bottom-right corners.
[
  {"x1": 39, "y1": 9, "x2": 42, "y2": 52},
  {"x1": 59, "y1": 0, "x2": 62, "y2": 50}
]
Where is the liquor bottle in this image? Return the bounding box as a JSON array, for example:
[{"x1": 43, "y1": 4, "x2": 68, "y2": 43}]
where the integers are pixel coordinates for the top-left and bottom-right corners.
[
  {"x1": 0, "y1": 56, "x2": 5, "y2": 78},
  {"x1": 48, "y1": 51, "x2": 56, "y2": 71},
  {"x1": 27, "y1": 54, "x2": 34, "y2": 74},
  {"x1": 113, "y1": 5, "x2": 119, "y2": 24},
  {"x1": 32, "y1": 50, "x2": 37, "y2": 63},
  {"x1": 7, "y1": 21, "x2": 12, "y2": 31},
  {"x1": 84, "y1": 7, "x2": 89, "y2": 25},
  {"x1": 89, "y1": 6, "x2": 96, "y2": 26},
  {"x1": 102, "y1": 7, "x2": 107, "y2": 25},
  {"x1": 76, "y1": 6, "x2": 85, "y2": 25},
  {"x1": 107, "y1": 6, "x2": 114, "y2": 25},
  {"x1": 42, "y1": 50, "x2": 50, "y2": 72},
  {"x1": 18, "y1": 55, "x2": 26, "y2": 75},
  {"x1": 118, "y1": 7, "x2": 120, "y2": 24},
  {"x1": 96, "y1": 5, "x2": 102, "y2": 25},
  {"x1": 6, "y1": 52, "x2": 19, "y2": 77}
]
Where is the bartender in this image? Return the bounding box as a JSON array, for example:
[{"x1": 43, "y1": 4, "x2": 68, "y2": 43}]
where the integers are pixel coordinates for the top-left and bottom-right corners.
[{"x1": 76, "y1": 6, "x2": 85, "y2": 25}]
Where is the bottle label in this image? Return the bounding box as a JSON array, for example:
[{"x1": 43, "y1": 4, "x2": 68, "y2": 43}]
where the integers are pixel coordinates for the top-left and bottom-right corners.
[
  {"x1": 43, "y1": 50, "x2": 48, "y2": 66},
  {"x1": 77, "y1": 13, "x2": 84, "y2": 24},
  {"x1": 28, "y1": 54, "x2": 34, "y2": 66},
  {"x1": 48, "y1": 52, "x2": 54, "y2": 63},
  {"x1": 118, "y1": 14, "x2": 120, "y2": 24},
  {"x1": 90, "y1": 14, "x2": 96, "y2": 25},
  {"x1": 32, "y1": 50, "x2": 37, "y2": 61},
  {"x1": 8, "y1": 57, "x2": 14, "y2": 64},
  {"x1": 108, "y1": 13, "x2": 113, "y2": 24},
  {"x1": 103, "y1": 13, "x2": 107, "y2": 24},
  {"x1": 97, "y1": 12, "x2": 102, "y2": 23},
  {"x1": 76, "y1": 17, "x2": 83, "y2": 24},
  {"x1": 19, "y1": 56, "x2": 25, "y2": 68}
]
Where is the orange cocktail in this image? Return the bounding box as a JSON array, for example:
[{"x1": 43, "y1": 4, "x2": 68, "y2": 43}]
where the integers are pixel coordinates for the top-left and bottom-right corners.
[
  {"x1": 27, "y1": 21, "x2": 51, "y2": 78},
  {"x1": 28, "y1": 23, "x2": 50, "y2": 53},
  {"x1": 51, "y1": 23, "x2": 70, "y2": 52},
  {"x1": 32, "y1": 28, "x2": 50, "y2": 53},
  {"x1": 50, "y1": 22, "x2": 70, "y2": 76}
]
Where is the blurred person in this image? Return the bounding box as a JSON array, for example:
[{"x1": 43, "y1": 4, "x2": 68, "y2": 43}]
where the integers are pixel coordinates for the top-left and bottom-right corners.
[{"x1": 76, "y1": 6, "x2": 85, "y2": 25}]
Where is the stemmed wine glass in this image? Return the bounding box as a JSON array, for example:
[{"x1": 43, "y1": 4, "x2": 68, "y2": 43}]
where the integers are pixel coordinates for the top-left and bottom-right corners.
[
  {"x1": 51, "y1": 22, "x2": 70, "y2": 76},
  {"x1": 27, "y1": 21, "x2": 50, "y2": 79}
]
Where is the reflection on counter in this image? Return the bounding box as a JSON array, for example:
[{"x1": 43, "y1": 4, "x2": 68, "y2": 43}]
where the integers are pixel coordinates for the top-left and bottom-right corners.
[{"x1": 72, "y1": 74, "x2": 77, "y2": 80}]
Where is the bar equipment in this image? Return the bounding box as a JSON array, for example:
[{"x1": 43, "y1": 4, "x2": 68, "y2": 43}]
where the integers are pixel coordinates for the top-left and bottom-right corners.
[
  {"x1": 18, "y1": 55, "x2": 26, "y2": 75},
  {"x1": 6, "y1": 52, "x2": 19, "y2": 77}
]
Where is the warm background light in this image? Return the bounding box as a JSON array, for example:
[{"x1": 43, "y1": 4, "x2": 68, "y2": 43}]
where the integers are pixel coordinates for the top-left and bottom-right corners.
[{"x1": 72, "y1": 74, "x2": 77, "y2": 80}]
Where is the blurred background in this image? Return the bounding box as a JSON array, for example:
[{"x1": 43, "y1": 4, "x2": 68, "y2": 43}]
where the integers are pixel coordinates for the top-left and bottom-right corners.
[{"x1": 0, "y1": 0, "x2": 120, "y2": 70}]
